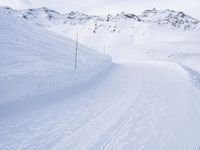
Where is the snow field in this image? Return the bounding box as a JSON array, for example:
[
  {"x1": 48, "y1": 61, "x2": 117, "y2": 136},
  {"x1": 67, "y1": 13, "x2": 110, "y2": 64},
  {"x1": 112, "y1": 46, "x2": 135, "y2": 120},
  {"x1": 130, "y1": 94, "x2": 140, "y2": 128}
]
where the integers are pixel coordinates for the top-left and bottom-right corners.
[{"x1": 1, "y1": 7, "x2": 200, "y2": 150}]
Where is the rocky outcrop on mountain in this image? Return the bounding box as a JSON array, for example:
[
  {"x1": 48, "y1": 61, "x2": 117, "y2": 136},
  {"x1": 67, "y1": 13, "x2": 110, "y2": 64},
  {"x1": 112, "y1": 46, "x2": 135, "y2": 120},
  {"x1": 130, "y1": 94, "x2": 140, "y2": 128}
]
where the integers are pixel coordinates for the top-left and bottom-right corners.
[
  {"x1": 139, "y1": 8, "x2": 200, "y2": 30},
  {"x1": 1, "y1": 6, "x2": 199, "y2": 31}
]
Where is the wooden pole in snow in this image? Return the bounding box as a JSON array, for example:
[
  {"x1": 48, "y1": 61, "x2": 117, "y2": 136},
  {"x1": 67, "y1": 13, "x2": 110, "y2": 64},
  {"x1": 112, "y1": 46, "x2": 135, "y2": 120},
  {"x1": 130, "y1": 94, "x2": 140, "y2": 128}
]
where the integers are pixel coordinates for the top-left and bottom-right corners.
[
  {"x1": 103, "y1": 45, "x2": 106, "y2": 54},
  {"x1": 75, "y1": 32, "x2": 78, "y2": 70}
]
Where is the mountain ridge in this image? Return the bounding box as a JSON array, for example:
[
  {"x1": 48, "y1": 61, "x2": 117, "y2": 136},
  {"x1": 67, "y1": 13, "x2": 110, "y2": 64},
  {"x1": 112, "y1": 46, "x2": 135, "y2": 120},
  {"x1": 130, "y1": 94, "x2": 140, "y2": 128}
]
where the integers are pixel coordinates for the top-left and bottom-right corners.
[{"x1": 0, "y1": 6, "x2": 200, "y2": 31}]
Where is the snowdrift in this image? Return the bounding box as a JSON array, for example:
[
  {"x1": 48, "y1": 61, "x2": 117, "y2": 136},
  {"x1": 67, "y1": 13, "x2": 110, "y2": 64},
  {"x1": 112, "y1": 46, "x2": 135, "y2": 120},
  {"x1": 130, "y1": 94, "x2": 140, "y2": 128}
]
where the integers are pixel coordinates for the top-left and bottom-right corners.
[{"x1": 0, "y1": 11, "x2": 111, "y2": 104}]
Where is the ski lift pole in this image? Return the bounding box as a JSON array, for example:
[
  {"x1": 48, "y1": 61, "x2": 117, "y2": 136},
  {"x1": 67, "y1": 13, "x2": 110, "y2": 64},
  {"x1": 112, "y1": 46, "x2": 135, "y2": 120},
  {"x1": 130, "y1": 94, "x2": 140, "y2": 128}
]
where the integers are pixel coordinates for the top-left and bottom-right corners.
[{"x1": 75, "y1": 32, "x2": 78, "y2": 70}]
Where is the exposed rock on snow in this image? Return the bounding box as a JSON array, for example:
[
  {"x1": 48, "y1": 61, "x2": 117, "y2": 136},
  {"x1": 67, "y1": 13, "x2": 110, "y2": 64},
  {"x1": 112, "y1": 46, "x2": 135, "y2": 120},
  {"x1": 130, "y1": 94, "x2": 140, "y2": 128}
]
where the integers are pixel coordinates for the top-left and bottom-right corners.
[
  {"x1": 139, "y1": 8, "x2": 200, "y2": 30},
  {"x1": 1, "y1": 7, "x2": 199, "y2": 31}
]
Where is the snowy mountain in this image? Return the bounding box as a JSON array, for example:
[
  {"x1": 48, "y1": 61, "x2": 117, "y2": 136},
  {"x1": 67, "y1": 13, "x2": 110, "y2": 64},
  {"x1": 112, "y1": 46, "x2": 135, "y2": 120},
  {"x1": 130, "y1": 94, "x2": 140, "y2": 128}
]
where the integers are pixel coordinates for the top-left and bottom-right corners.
[
  {"x1": 139, "y1": 8, "x2": 200, "y2": 30},
  {"x1": 1, "y1": 6, "x2": 200, "y2": 71},
  {"x1": 0, "y1": 6, "x2": 92, "y2": 26},
  {"x1": 1, "y1": 6, "x2": 200, "y2": 55},
  {"x1": 1, "y1": 6, "x2": 200, "y2": 31}
]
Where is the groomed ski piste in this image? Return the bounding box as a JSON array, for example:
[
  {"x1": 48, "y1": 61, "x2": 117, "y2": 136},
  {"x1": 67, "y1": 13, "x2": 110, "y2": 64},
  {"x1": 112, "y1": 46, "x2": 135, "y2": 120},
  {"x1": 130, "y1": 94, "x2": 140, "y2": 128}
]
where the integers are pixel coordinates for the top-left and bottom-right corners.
[{"x1": 1, "y1": 8, "x2": 200, "y2": 150}]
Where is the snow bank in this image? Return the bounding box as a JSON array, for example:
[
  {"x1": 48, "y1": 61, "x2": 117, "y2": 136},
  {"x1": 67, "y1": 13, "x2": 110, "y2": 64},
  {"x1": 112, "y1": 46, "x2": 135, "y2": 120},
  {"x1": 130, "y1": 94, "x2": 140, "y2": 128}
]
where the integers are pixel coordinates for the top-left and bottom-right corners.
[{"x1": 0, "y1": 11, "x2": 111, "y2": 104}]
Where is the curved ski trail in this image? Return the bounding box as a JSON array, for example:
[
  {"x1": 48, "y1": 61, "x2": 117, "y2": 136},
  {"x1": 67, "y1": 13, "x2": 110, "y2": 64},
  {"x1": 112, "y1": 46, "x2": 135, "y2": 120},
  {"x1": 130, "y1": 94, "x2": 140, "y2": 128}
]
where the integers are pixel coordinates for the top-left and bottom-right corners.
[{"x1": 1, "y1": 62, "x2": 200, "y2": 150}]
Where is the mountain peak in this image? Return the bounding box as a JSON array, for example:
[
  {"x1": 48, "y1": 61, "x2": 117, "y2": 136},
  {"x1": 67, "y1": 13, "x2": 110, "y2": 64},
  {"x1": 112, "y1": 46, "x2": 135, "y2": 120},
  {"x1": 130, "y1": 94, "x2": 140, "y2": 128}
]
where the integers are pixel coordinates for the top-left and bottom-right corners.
[
  {"x1": 0, "y1": 6, "x2": 12, "y2": 10},
  {"x1": 67, "y1": 11, "x2": 90, "y2": 19},
  {"x1": 115, "y1": 12, "x2": 141, "y2": 21},
  {"x1": 27, "y1": 7, "x2": 60, "y2": 14},
  {"x1": 0, "y1": 6, "x2": 199, "y2": 31},
  {"x1": 0, "y1": 6, "x2": 15, "y2": 13},
  {"x1": 139, "y1": 8, "x2": 200, "y2": 30}
]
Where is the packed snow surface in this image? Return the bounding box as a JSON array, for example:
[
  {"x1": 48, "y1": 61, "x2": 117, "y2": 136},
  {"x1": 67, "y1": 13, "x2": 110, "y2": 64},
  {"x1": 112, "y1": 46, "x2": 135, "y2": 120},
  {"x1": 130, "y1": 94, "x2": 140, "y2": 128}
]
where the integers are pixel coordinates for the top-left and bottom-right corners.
[{"x1": 1, "y1": 7, "x2": 200, "y2": 150}]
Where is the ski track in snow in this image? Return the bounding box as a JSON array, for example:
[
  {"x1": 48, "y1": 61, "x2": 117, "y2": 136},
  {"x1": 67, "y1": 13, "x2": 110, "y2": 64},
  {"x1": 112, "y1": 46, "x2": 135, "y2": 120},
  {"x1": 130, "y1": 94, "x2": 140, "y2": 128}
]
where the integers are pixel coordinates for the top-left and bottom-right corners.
[{"x1": 1, "y1": 62, "x2": 200, "y2": 150}]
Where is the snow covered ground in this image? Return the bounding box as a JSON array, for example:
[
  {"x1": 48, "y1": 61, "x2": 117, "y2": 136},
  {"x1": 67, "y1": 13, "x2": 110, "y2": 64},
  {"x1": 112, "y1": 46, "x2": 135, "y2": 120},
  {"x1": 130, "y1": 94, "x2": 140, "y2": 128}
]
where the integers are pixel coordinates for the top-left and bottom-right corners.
[
  {"x1": 0, "y1": 11, "x2": 111, "y2": 104},
  {"x1": 1, "y1": 7, "x2": 200, "y2": 150},
  {"x1": 1, "y1": 62, "x2": 200, "y2": 149}
]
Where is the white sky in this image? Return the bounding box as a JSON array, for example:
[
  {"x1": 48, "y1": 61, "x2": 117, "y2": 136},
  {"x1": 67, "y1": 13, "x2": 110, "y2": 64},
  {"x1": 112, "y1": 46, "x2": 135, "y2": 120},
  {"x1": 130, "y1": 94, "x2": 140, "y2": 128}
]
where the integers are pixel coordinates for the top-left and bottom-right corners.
[{"x1": 0, "y1": 0, "x2": 200, "y2": 19}]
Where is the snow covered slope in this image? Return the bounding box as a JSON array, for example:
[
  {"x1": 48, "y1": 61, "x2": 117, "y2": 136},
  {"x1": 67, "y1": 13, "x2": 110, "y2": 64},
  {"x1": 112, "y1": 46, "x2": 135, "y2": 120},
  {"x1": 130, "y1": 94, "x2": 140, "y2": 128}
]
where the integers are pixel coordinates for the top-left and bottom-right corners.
[
  {"x1": 1, "y1": 7, "x2": 200, "y2": 66},
  {"x1": 1, "y1": 6, "x2": 200, "y2": 150},
  {"x1": 0, "y1": 10, "x2": 111, "y2": 104}
]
